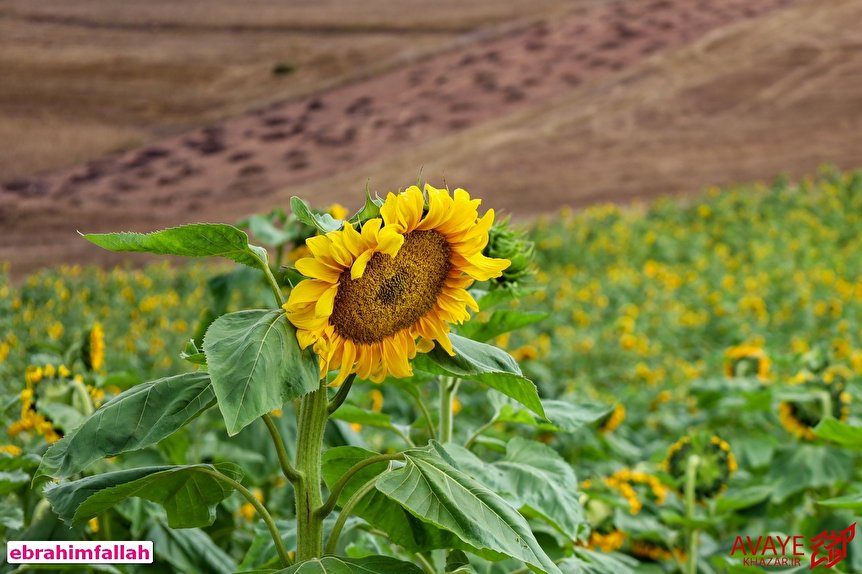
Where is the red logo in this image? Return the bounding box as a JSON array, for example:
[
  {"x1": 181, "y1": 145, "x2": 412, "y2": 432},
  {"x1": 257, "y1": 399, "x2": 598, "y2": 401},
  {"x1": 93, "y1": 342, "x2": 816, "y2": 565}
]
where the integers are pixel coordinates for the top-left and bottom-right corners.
[
  {"x1": 811, "y1": 523, "x2": 856, "y2": 569},
  {"x1": 729, "y1": 523, "x2": 856, "y2": 569}
]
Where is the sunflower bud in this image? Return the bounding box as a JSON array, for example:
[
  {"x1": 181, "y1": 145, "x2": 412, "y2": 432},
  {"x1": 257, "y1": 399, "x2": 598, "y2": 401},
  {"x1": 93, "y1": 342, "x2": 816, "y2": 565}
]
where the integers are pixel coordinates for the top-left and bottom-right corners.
[{"x1": 483, "y1": 217, "x2": 534, "y2": 290}]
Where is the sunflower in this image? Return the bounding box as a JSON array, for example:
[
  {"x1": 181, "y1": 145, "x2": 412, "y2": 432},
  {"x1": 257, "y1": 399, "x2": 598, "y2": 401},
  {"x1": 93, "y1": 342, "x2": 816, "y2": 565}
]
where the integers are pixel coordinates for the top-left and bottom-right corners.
[
  {"x1": 664, "y1": 435, "x2": 736, "y2": 499},
  {"x1": 285, "y1": 185, "x2": 510, "y2": 385},
  {"x1": 724, "y1": 344, "x2": 770, "y2": 380},
  {"x1": 83, "y1": 322, "x2": 105, "y2": 372}
]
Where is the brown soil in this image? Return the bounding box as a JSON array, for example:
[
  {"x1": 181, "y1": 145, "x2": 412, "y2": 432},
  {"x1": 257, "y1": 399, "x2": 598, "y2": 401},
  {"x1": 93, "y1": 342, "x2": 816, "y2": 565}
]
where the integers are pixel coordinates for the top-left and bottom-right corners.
[{"x1": 5, "y1": 0, "x2": 856, "y2": 277}]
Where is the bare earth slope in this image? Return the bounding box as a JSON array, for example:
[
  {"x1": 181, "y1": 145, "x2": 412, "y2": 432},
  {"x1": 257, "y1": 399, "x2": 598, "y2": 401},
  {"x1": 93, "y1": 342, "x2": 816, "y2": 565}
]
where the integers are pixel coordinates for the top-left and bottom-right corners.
[{"x1": 5, "y1": 0, "x2": 855, "y2": 276}]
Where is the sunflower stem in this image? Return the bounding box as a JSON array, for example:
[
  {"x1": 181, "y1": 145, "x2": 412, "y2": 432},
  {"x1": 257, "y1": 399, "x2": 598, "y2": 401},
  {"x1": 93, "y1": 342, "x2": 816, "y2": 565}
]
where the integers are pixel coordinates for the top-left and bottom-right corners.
[
  {"x1": 685, "y1": 454, "x2": 701, "y2": 574},
  {"x1": 295, "y1": 379, "x2": 329, "y2": 561},
  {"x1": 263, "y1": 263, "x2": 285, "y2": 307}
]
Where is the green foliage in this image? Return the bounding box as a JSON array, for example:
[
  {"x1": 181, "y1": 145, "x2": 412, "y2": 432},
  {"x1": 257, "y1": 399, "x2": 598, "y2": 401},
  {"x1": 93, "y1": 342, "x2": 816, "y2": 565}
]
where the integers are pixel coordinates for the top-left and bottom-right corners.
[
  {"x1": 46, "y1": 463, "x2": 242, "y2": 528},
  {"x1": 37, "y1": 372, "x2": 215, "y2": 481},
  {"x1": 203, "y1": 310, "x2": 318, "y2": 435}
]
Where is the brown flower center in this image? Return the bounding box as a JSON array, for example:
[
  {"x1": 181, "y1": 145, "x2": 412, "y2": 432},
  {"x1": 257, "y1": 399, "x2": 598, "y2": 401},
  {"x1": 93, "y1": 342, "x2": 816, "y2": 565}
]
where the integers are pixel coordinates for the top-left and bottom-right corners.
[{"x1": 330, "y1": 230, "x2": 450, "y2": 344}]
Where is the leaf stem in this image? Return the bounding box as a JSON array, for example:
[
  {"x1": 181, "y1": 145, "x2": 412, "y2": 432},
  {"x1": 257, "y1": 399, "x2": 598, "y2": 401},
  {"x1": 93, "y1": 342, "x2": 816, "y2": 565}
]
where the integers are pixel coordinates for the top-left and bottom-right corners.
[
  {"x1": 685, "y1": 454, "x2": 701, "y2": 574},
  {"x1": 327, "y1": 374, "x2": 356, "y2": 414},
  {"x1": 262, "y1": 263, "x2": 285, "y2": 307},
  {"x1": 324, "y1": 475, "x2": 380, "y2": 555},
  {"x1": 410, "y1": 388, "x2": 436, "y2": 438},
  {"x1": 262, "y1": 414, "x2": 301, "y2": 483},
  {"x1": 414, "y1": 553, "x2": 436, "y2": 574},
  {"x1": 464, "y1": 417, "x2": 498, "y2": 450},
  {"x1": 316, "y1": 453, "x2": 405, "y2": 518},
  {"x1": 201, "y1": 468, "x2": 291, "y2": 567}
]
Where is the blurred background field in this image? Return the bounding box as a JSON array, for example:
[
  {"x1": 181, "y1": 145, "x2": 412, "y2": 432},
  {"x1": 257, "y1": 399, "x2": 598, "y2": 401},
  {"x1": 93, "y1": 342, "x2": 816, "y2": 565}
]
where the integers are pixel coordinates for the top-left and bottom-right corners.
[{"x1": 3, "y1": 0, "x2": 862, "y2": 570}]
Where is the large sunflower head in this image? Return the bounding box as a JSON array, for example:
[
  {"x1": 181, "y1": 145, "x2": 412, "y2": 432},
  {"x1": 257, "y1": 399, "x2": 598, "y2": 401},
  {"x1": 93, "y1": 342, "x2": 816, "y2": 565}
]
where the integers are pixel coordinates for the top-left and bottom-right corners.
[{"x1": 285, "y1": 185, "x2": 510, "y2": 385}]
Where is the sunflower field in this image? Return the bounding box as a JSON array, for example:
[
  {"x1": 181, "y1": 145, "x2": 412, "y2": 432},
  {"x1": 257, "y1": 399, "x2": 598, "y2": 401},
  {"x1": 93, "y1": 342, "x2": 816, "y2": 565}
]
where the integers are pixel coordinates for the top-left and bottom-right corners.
[{"x1": 2, "y1": 167, "x2": 862, "y2": 573}]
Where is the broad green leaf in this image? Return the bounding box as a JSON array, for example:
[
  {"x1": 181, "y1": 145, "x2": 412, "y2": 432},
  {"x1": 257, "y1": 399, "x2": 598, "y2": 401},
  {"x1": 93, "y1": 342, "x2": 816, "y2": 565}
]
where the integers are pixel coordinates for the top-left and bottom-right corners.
[
  {"x1": 376, "y1": 442, "x2": 562, "y2": 574},
  {"x1": 322, "y1": 446, "x2": 392, "y2": 507},
  {"x1": 45, "y1": 463, "x2": 242, "y2": 528},
  {"x1": 83, "y1": 223, "x2": 270, "y2": 271},
  {"x1": 320, "y1": 446, "x2": 455, "y2": 552},
  {"x1": 148, "y1": 519, "x2": 236, "y2": 574},
  {"x1": 813, "y1": 416, "x2": 862, "y2": 449},
  {"x1": 817, "y1": 492, "x2": 862, "y2": 512},
  {"x1": 0, "y1": 470, "x2": 29, "y2": 496},
  {"x1": 275, "y1": 555, "x2": 423, "y2": 573},
  {"x1": 204, "y1": 310, "x2": 318, "y2": 435},
  {"x1": 494, "y1": 438, "x2": 584, "y2": 537},
  {"x1": 291, "y1": 196, "x2": 343, "y2": 233},
  {"x1": 767, "y1": 445, "x2": 853, "y2": 502},
  {"x1": 415, "y1": 334, "x2": 545, "y2": 418},
  {"x1": 490, "y1": 392, "x2": 611, "y2": 433},
  {"x1": 715, "y1": 485, "x2": 772, "y2": 513},
  {"x1": 559, "y1": 549, "x2": 637, "y2": 574},
  {"x1": 458, "y1": 310, "x2": 548, "y2": 343},
  {"x1": 38, "y1": 402, "x2": 84, "y2": 432},
  {"x1": 245, "y1": 214, "x2": 293, "y2": 247},
  {"x1": 37, "y1": 372, "x2": 215, "y2": 481},
  {"x1": 329, "y1": 405, "x2": 394, "y2": 429},
  {"x1": 0, "y1": 452, "x2": 40, "y2": 472},
  {"x1": 0, "y1": 498, "x2": 23, "y2": 530}
]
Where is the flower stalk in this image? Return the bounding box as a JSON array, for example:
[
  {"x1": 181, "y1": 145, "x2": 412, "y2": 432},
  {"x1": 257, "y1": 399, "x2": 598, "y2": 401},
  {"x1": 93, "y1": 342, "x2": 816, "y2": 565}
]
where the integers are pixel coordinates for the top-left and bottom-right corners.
[
  {"x1": 685, "y1": 454, "x2": 701, "y2": 574},
  {"x1": 295, "y1": 379, "x2": 330, "y2": 561}
]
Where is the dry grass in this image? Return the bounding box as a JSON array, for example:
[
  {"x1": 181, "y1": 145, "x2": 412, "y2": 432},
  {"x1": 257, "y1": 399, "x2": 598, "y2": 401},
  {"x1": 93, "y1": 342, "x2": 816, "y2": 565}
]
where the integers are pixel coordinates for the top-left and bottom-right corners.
[
  {"x1": 0, "y1": 0, "x2": 579, "y2": 179},
  {"x1": 282, "y1": 0, "x2": 862, "y2": 215}
]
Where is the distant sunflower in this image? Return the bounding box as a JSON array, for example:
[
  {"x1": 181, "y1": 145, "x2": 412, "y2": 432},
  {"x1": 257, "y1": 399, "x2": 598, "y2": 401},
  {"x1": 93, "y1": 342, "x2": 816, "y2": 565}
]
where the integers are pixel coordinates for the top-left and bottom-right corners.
[
  {"x1": 83, "y1": 322, "x2": 105, "y2": 372},
  {"x1": 285, "y1": 185, "x2": 510, "y2": 385},
  {"x1": 724, "y1": 344, "x2": 770, "y2": 380}
]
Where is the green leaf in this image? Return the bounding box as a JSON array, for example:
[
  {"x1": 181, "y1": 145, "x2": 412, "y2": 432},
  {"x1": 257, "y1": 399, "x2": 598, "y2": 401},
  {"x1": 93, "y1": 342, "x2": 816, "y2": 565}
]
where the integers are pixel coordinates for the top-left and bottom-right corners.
[
  {"x1": 0, "y1": 498, "x2": 23, "y2": 530},
  {"x1": 0, "y1": 470, "x2": 29, "y2": 496},
  {"x1": 148, "y1": 519, "x2": 236, "y2": 574},
  {"x1": 376, "y1": 442, "x2": 562, "y2": 574},
  {"x1": 415, "y1": 334, "x2": 545, "y2": 418},
  {"x1": 494, "y1": 438, "x2": 584, "y2": 537},
  {"x1": 245, "y1": 214, "x2": 293, "y2": 247},
  {"x1": 560, "y1": 549, "x2": 637, "y2": 574},
  {"x1": 204, "y1": 309, "x2": 318, "y2": 435},
  {"x1": 0, "y1": 452, "x2": 40, "y2": 472},
  {"x1": 322, "y1": 446, "x2": 392, "y2": 506},
  {"x1": 37, "y1": 402, "x2": 85, "y2": 432},
  {"x1": 329, "y1": 405, "x2": 394, "y2": 429},
  {"x1": 490, "y1": 392, "x2": 611, "y2": 433},
  {"x1": 767, "y1": 445, "x2": 853, "y2": 502},
  {"x1": 458, "y1": 310, "x2": 548, "y2": 343},
  {"x1": 817, "y1": 492, "x2": 862, "y2": 511},
  {"x1": 715, "y1": 485, "x2": 772, "y2": 513},
  {"x1": 813, "y1": 416, "x2": 862, "y2": 449},
  {"x1": 36, "y1": 372, "x2": 215, "y2": 482},
  {"x1": 275, "y1": 556, "x2": 423, "y2": 573},
  {"x1": 350, "y1": 191, "x2": 383, "y2": 225},
  {"x1": 45, "y1": 463, "x2": 242, "y2": 528},
  {"x1": 291, "y1": 196, "x2": 343, "y2": 233},
  {"x1": 83, "y1": 223, "x2": 270, "y2": 271}
]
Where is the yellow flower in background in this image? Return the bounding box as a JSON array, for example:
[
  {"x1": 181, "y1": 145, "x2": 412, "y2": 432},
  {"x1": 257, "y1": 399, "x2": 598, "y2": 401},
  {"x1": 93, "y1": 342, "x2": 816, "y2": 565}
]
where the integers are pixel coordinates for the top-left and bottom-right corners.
[
  {"x1": 587, "y1": 530, "x2": 626, "y2": 553},
  {"x1": 89, "y1": 322, "x2": 105, "y2": 371},
  {"x1": 239, "y1": 488, "x2": 265, "y2": 522},
  {"x1": 286, "y1": 185, "x2": 509, "y2": 385},
  {"x1": 600, "y1": 404, "x2": 625, "y2": 434},
  {"x1": 0, "y1": 445, "x2": 22, "y2": 456},
  {"x1": 327, "y1": 203, "x2": 350, "y2": 220}
]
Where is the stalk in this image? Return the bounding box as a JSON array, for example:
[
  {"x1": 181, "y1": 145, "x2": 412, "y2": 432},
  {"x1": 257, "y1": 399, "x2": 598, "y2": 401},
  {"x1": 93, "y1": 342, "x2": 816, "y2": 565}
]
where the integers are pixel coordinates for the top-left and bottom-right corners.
[
  {"x1": 262, "y1": 414, "x2": 301, "y2": 483},
  {"x1": 295, "y1": 379, "x2": 330, "y2": 560},
  {"x1": 438, "y1": 377, "x2": 460, "y2": 443},
  {"x1": 685, "y1": 454, "x2": 701, "y2": 574}
]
